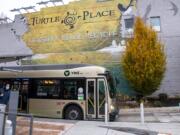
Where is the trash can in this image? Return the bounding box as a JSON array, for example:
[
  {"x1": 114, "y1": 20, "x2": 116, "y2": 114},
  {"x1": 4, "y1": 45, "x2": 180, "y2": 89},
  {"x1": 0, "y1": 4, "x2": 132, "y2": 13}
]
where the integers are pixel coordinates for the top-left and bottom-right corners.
[{"x1": 0, "y1": 104, "x2": 6, "y2": 135}]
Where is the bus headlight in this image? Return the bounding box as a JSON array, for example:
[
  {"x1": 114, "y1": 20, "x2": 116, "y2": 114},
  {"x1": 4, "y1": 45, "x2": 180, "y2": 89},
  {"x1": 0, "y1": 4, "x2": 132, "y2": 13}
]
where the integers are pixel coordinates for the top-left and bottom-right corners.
[{"x1": 110, "y1": 105, "x2": 115, "y2": 111}]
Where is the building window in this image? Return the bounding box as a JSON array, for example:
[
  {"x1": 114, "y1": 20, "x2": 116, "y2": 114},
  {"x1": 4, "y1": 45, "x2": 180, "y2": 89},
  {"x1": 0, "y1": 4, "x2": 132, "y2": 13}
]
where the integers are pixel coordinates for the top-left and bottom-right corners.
[
  {"x1": 124, "y1": 18, "x2": 134, "y2": 29},
  {"x1": 150, "y1": 16, "x2": 161, "y2": 32}
]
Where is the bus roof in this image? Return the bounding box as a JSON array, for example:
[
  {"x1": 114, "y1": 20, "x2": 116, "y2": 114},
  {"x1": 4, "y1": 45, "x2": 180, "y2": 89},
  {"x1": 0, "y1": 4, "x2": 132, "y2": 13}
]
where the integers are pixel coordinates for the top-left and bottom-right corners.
[
  {"x1": 0, "y1": 64, "x2": 93, "y2": 71},
  {"x1": 0, "y1": 64, "x2": 107, "y2": 78}
]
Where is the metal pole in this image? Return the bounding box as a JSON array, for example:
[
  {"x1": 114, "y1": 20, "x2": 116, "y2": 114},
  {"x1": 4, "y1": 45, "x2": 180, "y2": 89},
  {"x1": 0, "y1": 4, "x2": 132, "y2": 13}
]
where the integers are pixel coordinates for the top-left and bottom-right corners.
[
  {"x1": 0, "y1": 104, "x2": 6, "y2": 135},
  {"x1": 0, "y1": 111, "x2": 8, "y2": 135},
  {"x1": 105, "y1": 79, "x2": 109, "y2": 125},
  {"x1": 105, "y1": 102, "x2": 108, "y2": 125},
  {"x1": 2, "y1": 112, "x2": 6, "y2": 135},
  {"x1": 29, "y1": 115, "x2": 33, "y2": 135},
  {"x1": 140, "y1": 102, "x2": 144, "y2": 124}
]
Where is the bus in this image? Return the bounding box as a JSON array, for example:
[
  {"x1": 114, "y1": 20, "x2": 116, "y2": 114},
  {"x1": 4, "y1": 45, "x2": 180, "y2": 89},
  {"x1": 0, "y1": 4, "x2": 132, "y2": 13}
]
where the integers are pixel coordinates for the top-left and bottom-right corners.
[{"x1": 0, "y1": 64, "x2": 118, "y2": 121}]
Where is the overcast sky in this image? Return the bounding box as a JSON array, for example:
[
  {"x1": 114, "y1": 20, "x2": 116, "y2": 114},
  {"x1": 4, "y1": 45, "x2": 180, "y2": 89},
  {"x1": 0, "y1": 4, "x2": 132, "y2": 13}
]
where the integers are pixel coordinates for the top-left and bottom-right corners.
[{"x1": 0, "y1": 0, "x2": 75, "y2": 20}]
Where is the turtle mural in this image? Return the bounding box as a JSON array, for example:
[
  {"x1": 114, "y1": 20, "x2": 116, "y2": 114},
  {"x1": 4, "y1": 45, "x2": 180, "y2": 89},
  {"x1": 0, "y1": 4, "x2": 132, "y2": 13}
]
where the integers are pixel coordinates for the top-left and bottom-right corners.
[{"x1": 20, "y1": 0, "x2": 137, "y2": 95}]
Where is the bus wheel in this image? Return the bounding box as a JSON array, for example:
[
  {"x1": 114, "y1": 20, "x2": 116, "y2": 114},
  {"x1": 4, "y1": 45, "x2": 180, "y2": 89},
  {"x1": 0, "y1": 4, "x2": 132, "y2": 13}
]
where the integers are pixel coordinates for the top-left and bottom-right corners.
[{"x1": 64, "y1": 105, "x2": 83, "y2": 120}]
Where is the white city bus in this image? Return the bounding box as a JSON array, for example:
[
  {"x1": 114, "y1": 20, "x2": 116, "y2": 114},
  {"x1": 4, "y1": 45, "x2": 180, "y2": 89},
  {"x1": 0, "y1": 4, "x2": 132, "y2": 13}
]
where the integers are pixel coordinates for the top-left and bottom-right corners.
[{"x1": 0, "y1": 64, "x2": 117, "y2": 120}]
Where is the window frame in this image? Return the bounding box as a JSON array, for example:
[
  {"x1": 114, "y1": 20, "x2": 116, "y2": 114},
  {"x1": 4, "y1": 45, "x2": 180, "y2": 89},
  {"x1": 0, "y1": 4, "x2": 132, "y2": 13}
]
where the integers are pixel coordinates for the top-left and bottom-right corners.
[
  {"x1": 35, "y1": 79, "x2": 61, "y2": 99},
  {"x1": 150, "y1": 16, "x2": 161, "y2": 32},
  {"x1": 62, "y1": 79, "x2": 86, "y2": 100},
  {"x1": 124, "y1": 18, "x2": 134, "y2": 30},
  {"x1": 30, "y1": 78, "x2": 86, "y2": 100}
]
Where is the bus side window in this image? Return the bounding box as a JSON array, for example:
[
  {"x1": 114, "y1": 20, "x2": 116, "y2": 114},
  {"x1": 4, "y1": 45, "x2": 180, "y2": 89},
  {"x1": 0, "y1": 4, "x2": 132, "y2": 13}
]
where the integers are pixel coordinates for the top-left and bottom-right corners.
[
  {"x1": 35, "y1": 79, "x2": 61, "y2": 99},
  {"x1": 63, "y1": 80, "x2": 77, "y2": 100},
  {"x1": 62, "y1": 79, "x2": 85, "y2": 100}
]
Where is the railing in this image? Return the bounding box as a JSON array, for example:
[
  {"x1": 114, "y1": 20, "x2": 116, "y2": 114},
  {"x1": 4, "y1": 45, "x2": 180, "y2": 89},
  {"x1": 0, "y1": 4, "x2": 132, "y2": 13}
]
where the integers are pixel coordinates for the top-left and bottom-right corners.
[{"x1": 0, "y1": 111, "x2": 33, "y2": 135}]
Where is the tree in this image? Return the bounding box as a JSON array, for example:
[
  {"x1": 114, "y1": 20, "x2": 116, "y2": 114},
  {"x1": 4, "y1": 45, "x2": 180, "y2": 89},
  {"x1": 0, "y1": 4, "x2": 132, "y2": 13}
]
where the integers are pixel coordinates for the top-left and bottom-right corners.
[{"x1": 121, "y1": 17, "x2": 166, "y2": 123}]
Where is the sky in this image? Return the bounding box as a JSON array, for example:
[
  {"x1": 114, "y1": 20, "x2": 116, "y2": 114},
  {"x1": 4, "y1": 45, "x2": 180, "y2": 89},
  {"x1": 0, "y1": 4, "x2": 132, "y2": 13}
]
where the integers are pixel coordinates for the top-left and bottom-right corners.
[{"x1": 0, "y1": 0, "x2": 75, "y2": 20}]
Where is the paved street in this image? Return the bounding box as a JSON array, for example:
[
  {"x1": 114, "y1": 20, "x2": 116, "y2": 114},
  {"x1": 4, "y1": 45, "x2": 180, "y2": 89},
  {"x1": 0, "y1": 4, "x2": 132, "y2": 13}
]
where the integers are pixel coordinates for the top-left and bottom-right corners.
[
  {"x1": 63, "y1": 121, "x2": 180, "y2": 135},
  {"x1": 33, "y1": 107, "x2": 180, "y2": 135}
]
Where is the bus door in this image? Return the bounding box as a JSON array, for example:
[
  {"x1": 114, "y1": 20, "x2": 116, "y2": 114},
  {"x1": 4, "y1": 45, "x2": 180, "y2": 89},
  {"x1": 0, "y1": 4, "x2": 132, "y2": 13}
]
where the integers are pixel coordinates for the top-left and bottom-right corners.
[
  {"x1": 86, "y1": 79, "x2": 96, "y2": 118},
  {"x1": 12, "y1": 79, "x2": 29, "y2": 112},
  {"x1": 97, "y1": 79, "x2": 106, "y2": 118},
  {"x1": 86, "y1": 79, "x2": 106, "y2": 119},
  {"x1": 20, "y1": 79, "x2": 29, "y2": 112}
]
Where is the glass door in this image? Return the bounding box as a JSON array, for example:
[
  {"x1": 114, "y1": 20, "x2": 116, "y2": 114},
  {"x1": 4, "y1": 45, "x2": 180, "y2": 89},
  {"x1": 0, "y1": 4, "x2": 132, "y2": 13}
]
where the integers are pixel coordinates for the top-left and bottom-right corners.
[
  {"x1": 97, "y1": 79, "x2": 106, "y2": 118},
  {"x1": 86, "y1": 79, "x2": 96, "y2": 118},
  {"x1": 21, "y1": 80, "x2": 29, "y2": 112}
]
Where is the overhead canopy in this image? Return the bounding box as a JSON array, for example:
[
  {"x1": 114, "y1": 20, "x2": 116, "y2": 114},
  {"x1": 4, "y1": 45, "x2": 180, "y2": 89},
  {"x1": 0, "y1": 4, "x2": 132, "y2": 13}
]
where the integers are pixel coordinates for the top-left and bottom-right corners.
[{"x1": 0, "y1": 22, "x2": 33, "y2": 63}]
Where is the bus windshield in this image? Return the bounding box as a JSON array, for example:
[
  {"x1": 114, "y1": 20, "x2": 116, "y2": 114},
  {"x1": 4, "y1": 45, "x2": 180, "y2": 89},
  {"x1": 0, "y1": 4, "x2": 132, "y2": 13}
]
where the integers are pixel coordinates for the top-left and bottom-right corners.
[{"x1": 106, "y1": 71, "x2": 116, "y2": 98}]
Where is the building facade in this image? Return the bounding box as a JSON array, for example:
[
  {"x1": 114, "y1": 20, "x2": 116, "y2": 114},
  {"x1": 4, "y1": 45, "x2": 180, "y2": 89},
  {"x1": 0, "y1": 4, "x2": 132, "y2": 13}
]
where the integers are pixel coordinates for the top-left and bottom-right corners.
[
  {"x1": 121, "y1": 0, "x2": 180, "y2": 98},
  {"x1": 0, "y1": 0, "x2": 180, "y2": 98}
]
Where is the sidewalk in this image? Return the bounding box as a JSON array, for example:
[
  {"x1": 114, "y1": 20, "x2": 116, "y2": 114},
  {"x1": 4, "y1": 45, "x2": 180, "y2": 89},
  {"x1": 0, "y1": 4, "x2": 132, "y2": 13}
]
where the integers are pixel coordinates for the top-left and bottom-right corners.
[
  {"x1": 117, "y1": 112, "x2": 180, "y2": 123},
  {"x1": 118, "y1": 107, "x2": 180, "y2": 123},
  {"x1": 63, "y1": 121, "x2": 180, "y2": 135},
  {"x1": 32, "y1": 107, "x2": 180, "y2": 135},
  {"x1": 120, "y1": 107, "x2": 180, "y2": 114}
]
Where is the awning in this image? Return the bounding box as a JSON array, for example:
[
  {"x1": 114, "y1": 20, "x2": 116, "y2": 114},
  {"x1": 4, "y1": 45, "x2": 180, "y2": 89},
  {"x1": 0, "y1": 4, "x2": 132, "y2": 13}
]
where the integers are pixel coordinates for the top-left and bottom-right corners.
[{"x1": 0, "y1": 21, "x2": 33, "y2": 63}]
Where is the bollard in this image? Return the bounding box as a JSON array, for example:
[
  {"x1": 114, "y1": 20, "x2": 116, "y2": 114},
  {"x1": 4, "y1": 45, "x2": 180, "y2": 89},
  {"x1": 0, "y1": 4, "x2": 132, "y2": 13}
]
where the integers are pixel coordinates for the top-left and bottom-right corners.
[
  {"x1": 8, "y1": 91, "x2": 19, "y2": 135},
  {"x1": 0, "y1": 104, "x2": 6, "y2": 135},
  {"x1": 140, "y1": 102, "x2": 144, "y2": 124},
  {"x1": 105, "y1": 102, "x2": 108, "y2": 125},
  {"x1": 5, "y1": 120, "x2": 13, "y2": 135}
]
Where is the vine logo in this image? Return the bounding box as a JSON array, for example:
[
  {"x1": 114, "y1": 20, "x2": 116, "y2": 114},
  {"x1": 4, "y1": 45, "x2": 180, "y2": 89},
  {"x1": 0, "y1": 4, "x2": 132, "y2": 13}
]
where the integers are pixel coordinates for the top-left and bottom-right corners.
[{"x1": 64, "y1": 70, "x2": 70, "y2": 76}]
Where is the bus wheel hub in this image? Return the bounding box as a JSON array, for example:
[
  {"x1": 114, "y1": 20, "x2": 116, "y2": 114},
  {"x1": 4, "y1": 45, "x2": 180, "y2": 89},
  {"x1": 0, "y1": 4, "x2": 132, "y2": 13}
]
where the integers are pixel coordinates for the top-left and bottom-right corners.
[{"x1": 69, "y1": 110, "x2": 79, "y2": 119}]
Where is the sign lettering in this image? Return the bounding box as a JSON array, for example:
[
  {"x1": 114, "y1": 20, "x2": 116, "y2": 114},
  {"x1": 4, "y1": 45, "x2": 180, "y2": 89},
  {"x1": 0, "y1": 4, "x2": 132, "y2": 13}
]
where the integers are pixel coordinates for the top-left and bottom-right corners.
[{"x1": 30, "y1": 9, "x2": 115, "y2": 26}]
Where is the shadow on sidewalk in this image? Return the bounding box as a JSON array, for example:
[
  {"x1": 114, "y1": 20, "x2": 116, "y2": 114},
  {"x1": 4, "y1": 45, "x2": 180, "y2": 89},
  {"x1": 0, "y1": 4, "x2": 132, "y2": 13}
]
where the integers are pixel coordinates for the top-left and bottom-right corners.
[{"x1": 100, "y1": 126, "x2": 158, "y2": 135}]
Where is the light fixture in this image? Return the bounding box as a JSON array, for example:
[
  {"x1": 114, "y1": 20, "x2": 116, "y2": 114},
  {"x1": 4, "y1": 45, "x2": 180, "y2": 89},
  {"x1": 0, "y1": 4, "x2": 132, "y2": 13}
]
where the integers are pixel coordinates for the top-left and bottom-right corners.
[
  {"x1": 36, "y1": 1, "x2": 50, "y2": 7},
  {"x1": 37, "y1": 0, "x2": 64, "y2": 7},
  {"x1": 21, "y1": 6, "x2": 37, "y2": 13},
  {"x1": 10, "y1": 8, "x2": 23, "y2": 14},
  {"x1": 50, "y1": 0, "x2": 64, "y2": 5}
]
